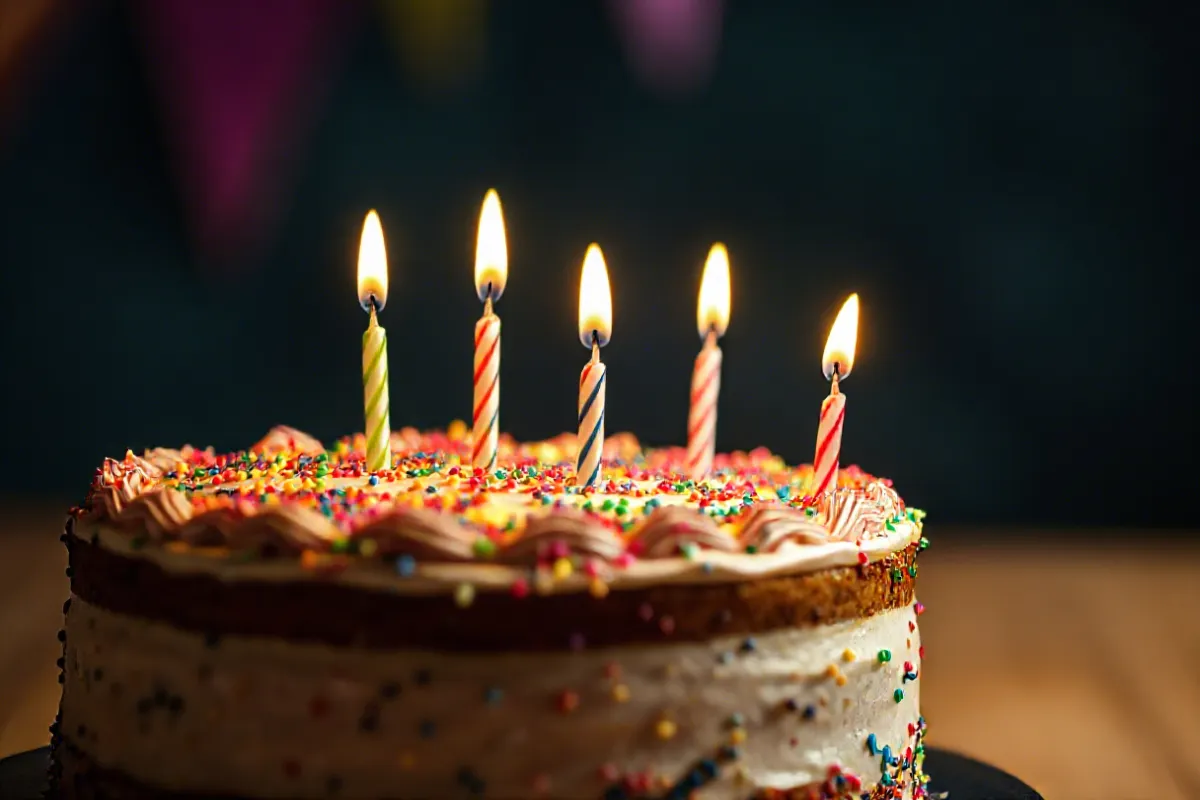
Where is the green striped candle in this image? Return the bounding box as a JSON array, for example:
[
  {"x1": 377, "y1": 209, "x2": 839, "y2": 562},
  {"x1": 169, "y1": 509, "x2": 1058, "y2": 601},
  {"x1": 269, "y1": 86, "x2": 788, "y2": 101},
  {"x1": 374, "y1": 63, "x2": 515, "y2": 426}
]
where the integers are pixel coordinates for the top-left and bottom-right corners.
[
  {"x1": 357, "y1": 211, "x2": 392, "y2": 473},
  {"x1": 362, "y1": 309, "x2": 391, "y2": 471}
]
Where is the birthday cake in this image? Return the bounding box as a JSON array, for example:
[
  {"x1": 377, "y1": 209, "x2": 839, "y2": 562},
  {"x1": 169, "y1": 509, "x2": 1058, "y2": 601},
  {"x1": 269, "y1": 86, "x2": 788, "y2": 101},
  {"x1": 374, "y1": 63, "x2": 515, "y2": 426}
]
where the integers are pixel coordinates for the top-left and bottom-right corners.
[{"x1": 52, "y1": 423, "x2": 929, "y2": 799}]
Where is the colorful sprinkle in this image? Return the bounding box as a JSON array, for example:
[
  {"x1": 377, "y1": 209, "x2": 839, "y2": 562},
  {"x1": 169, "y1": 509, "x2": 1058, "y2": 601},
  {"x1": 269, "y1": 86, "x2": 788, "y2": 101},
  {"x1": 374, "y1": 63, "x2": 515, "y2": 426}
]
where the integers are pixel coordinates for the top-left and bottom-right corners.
[
  {"x1": 556, "y1": 690, "x2": 580, "y2": 713},
  {"x1": 453, "y1": 583, "x2": 475, "y2": 608}
]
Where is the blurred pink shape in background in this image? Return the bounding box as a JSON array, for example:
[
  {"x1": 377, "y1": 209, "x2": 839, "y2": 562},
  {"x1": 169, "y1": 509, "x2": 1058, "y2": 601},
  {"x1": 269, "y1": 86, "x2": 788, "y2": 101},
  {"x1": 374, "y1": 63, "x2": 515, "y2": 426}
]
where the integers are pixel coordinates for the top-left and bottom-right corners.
[
  {"x1": 608, "y1": 0, "x2": 724, "y2": 95},
  {"x1": 134, "y1": 0, "x2": 355, "y2": 270}
]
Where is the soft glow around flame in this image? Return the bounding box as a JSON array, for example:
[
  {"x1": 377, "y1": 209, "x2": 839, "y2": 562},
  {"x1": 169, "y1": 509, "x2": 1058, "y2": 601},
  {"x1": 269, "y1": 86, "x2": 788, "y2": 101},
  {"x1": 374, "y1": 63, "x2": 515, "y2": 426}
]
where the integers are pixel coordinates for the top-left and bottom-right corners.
[
  {"x1": 577, "y1": 243, "x2": 613, "y2": 348},
  {"x1": 357, "y1": 210, "x2": 389, "y2": 312},
  {"x1": 822, "y1": 293, "x2": 859, "y2": 380},
  {"x1": 696, "y1": 243, "x2": 731, "y2": 339},
  {"x1": 474, "y1": 189, "x2": 508, "y2": 303}
]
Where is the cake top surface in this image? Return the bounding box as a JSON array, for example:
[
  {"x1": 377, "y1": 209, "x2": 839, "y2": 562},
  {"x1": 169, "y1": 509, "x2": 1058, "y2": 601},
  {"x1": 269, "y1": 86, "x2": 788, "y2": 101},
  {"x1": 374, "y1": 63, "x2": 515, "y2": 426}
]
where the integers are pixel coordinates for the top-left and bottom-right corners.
[{"x1": 77, "y1": 423, "x2": 924, "y2": 593}]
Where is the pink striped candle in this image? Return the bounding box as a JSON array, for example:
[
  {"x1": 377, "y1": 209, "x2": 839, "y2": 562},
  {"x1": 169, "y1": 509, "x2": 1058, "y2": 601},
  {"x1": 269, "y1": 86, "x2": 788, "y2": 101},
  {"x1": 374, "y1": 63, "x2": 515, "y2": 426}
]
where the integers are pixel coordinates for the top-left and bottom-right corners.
[
  {"x1": 686, "y1": 244, "x2": 731, "y2": 479},
  {"x1": 812, "y1": 294, "x2": 859, "y2": 497},
  {"x1": 576, "y1": 244, "x2": 613, "y2": 489},
  {"x1": 472, "y1": 189, "x2": 508, "y2": 471}
]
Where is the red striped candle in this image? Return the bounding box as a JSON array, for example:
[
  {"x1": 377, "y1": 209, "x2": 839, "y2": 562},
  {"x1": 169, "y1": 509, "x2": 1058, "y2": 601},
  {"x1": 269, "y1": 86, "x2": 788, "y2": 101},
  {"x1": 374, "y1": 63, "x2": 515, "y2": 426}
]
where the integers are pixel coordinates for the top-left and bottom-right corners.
[
  {"x1": 472, "y1": 312, "x2": 500, "y2": 470},
  {"x1": 812, "y1": 382, "x2": 845, "y2": 496},
  {"x1": 812, "y1": 294, "x2": 859, "y2": 497},
  {"x1": 472, "y1": 189, "x2": 508, "y2": 471},
  {"x1": 686, "y1": 244, "x2": 731, "y2": 479}
]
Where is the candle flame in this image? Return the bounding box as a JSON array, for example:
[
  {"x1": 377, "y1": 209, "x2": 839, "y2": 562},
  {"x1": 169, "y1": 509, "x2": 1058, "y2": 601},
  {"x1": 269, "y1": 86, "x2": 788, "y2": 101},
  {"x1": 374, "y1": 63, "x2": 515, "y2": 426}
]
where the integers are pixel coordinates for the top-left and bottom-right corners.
[
  {"x1": 822, "y1": 293, "x2": 859, "y2": 380},
  {"x1": 474, "y1": 189, "x2": 508, "y2": 303},
  {"x1": 577, "y1": 243, "x2": 613, "y2": 348},
  {"x1": 357, "y1": 210, "x2": 389, "y2": 312},
  {"x1": 696, "y1": 243, "x2": 731, "y2": 339}
]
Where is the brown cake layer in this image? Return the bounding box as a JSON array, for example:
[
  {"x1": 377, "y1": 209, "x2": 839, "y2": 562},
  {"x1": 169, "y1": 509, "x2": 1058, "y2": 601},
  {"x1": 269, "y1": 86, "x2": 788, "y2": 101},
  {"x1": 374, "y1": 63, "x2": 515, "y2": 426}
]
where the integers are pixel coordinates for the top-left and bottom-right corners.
[{"x1": 66, "y1": 532, "x2": 919, "y2": 651}]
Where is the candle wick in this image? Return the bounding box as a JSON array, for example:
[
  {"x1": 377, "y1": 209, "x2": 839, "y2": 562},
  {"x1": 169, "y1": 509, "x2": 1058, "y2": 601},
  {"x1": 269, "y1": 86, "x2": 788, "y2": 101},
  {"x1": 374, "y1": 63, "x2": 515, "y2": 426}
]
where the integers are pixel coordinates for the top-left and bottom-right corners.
[
  {"x1": 590, "y1": 331, "x2": 600, "y2": 364},
  {"x1": 705, "y1": 328, "x2": 717, "y2": 349},
  {"x1": 368, "y1": 302, "x2": 379, "y2": 328},
  {"x1": 483, "y1": 292, "x2": 493, "y2": 317},
  {"x1": 831, "y1": 363, "x2": 841, "y2": 395}
]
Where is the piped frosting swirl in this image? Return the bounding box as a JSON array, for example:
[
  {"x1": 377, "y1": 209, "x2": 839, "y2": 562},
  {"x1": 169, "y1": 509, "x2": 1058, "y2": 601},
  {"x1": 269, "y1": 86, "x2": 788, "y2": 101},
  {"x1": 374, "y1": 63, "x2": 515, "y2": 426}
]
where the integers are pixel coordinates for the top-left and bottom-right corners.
[
  {"x1": 77, "y1": 425, "x2": 922, "y2": 571},
  {"x1": 629, "y1": 506, "x2": 738, "y2": 558}
]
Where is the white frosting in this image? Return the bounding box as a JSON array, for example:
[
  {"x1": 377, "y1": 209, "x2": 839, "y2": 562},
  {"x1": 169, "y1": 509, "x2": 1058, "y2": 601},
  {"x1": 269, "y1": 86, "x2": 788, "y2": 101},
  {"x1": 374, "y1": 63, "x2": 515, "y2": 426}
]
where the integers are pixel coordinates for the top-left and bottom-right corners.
[
  {"x1": 79, "y1": 519, "x2": 920, "y2": 596},
  {"x1": 62, "y1": 598, "x2": 923, "y2": 798}
]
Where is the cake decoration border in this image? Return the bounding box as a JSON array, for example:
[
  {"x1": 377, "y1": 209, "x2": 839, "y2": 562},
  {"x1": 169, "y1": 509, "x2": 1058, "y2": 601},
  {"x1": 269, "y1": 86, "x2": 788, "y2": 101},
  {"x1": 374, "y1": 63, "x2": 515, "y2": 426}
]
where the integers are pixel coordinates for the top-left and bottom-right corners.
[{"x1": 75, "y1": 426, "x2": 925, "y2": 589}]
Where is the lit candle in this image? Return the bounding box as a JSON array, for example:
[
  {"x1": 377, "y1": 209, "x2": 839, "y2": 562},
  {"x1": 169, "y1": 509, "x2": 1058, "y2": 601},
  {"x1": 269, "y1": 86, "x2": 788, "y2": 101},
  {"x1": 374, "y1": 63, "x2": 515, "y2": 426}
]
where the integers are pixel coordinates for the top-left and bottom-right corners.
[
  {"x1": 576, "y1": 244, "x2": 613, "y2": 489},
  {"x1": 357, "y1": 210, "x2": 392, "y2": 472},
  {"x1": 472, "y1": 189, "x2": 508, "y2": 471},
  {"x1": 686, "y1": 243, "x2": 731, "y2": 479},
  {"x1": 812, "y1": 294, "x2": 860, "y2": 496}
]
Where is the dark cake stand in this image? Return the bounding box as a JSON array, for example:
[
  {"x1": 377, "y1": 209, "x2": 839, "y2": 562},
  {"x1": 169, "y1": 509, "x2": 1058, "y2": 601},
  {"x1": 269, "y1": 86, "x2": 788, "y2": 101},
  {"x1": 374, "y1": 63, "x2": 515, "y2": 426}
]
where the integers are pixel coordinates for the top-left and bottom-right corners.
[{"x1": 0, "y1": 746, "x2": 1042, "y2": 799}]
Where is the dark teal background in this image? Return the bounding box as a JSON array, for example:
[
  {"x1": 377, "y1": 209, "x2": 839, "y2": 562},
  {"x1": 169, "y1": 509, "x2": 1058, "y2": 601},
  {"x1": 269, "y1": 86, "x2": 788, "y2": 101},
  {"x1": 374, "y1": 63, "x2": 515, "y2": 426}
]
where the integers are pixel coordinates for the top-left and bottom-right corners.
[{"x1": 0, "y1": 1, "x2": 1194, "y2": 527}]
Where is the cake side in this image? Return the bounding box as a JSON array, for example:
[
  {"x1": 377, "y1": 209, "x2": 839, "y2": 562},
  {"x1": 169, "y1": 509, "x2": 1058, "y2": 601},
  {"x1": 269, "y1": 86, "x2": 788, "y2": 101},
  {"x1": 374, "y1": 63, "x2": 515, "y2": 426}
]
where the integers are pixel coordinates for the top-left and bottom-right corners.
[{"x1": 56, "y1": 536, "x2": 927, "y2": 799}]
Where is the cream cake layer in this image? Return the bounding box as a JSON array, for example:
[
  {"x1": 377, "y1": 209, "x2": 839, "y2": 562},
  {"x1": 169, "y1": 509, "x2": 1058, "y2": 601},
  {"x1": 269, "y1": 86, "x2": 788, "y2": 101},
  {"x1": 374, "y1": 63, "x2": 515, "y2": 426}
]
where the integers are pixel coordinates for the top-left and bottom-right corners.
[{"x1": 60, "y1": 597, "x2": 924, "y2": 799}]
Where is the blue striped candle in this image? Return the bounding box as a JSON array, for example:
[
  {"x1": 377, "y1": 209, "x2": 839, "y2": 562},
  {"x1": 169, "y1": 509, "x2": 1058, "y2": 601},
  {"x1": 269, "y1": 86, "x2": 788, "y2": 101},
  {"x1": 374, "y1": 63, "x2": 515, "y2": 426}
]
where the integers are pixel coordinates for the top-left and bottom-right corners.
[
  {"x1": 576, "y1": 354, "x2": 606, "y2": 488},
  {"x1": 575, "y1": 244, "x2": 612, "y2": 489}
]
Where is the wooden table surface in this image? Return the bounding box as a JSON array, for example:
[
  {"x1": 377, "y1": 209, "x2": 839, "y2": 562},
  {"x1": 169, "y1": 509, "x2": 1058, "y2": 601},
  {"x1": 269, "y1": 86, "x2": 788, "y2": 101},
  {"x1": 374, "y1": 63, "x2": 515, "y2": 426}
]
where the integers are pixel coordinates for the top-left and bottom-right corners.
[{"x1": 2, "y1": 504, "x2": 1197, "y2": 799}]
